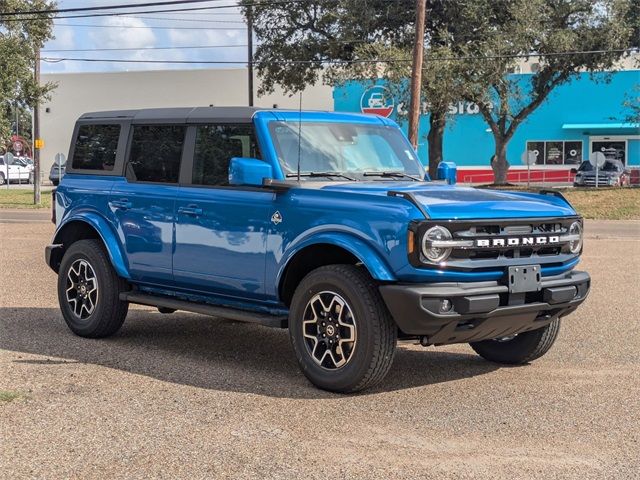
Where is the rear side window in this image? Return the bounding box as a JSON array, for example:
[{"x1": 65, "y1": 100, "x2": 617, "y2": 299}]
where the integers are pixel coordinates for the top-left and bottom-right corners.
[
  {"x1": 128, "y1": 125, "x2": 186, "y2": 183},
  {"x1": 192, "y1": 124, "x2": 260, "y2": 186},
  {"x1": 71, "y1": 124, "x2": 121, "y2": 171}
]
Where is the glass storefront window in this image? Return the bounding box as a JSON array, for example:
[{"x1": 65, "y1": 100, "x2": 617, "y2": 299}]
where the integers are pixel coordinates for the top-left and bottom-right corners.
[
  {"x1": 526, "y1": 141, "x2": 545, "y2": 165},
  {"x1": 526, "y1": 140, "x2": 583, "y2": 165},
  {"x1": 545, "y1": 142, "x2": 563, "y2": 165},
  {"x1": 564, "y1": 141, "x2": 582, "y2": 164}
]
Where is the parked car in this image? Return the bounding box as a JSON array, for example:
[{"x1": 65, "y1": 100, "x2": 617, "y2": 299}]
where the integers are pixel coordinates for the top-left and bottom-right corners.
[
  {"x1": 0, "y1": 156, "x2": 32, "y2": 184},
  {"x1": 572, "y1": 159, "x2": 630, "y2": 187},
  {"x1": 45, "y1": 107, "x2": 590, "y2": 393},
  {"x1": 49, "y1": 161, "x2": 66, "y2": 186}
]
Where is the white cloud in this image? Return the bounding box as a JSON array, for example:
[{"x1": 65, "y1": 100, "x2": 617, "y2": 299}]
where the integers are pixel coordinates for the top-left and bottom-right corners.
[
  {"x1": 89, "y1": 17, "x2": 157, "y2": 49},
  {"x1": 48, "y1": 28, "x2": 75, "y2": 50}
]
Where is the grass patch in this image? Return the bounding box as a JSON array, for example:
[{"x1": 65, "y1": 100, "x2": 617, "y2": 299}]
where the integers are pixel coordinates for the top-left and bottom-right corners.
[
  {"x1": 562, "y1": 188, "x2": 640, "y2": 220},
  {"x1": 477, "y1": 185, "x2": 640, "y2": 220},
  {"x1": 0, "y1": 189, "x2": 52, "y2": 209},
  {"x1": 0, "y1": 390, "x2": 24, "y2": 403}
]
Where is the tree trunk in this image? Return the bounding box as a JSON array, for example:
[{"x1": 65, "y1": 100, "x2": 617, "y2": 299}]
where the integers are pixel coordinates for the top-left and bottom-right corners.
[
  {"x1": 491, "y1": 136, "x2": 510, "y2": 185},
  {"x1": 427, "y1": 108, "x2": 446, "y2": 179}
]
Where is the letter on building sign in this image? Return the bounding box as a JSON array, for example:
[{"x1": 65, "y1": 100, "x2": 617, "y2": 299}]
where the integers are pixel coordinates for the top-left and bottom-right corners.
[{"x1": 466, "y1": 103, "x2": 480, "y2": 114}]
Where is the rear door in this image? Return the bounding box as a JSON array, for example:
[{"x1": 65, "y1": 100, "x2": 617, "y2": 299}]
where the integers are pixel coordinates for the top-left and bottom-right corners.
[
  {"x1": 110, "y1": 124, "x2": 187, "y2": 284},
  {"x1": 173, "y1": 123, "x2": 273, "y2": 301}
]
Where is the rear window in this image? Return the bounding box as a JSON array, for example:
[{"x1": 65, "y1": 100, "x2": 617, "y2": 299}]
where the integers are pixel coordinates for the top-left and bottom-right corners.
[
  {"x1": 71, "y1": 124, "x2": 121, "y2": 171},
  {"x1": 127, "y1": 125, "x2": 186, "y2": 183}
]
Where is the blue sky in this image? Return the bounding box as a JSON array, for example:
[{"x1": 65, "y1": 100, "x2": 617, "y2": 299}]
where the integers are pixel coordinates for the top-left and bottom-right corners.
[{"x1": 42, "y1": 1, "x2": 248, "y2": 73}]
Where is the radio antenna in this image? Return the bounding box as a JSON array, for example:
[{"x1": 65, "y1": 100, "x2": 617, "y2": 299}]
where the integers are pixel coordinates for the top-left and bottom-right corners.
[{"x1": 297, "y1": 90, "x2": 302, "y2": 182}]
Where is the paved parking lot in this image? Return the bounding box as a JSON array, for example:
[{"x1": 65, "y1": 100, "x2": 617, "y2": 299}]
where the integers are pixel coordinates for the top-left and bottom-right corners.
[{"x1": 1, "y1": 215, "x2": 638, "y2": 479}]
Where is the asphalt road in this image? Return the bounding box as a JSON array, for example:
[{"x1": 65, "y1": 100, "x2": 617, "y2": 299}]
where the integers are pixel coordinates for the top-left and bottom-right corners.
[{"x1": 1, "y1": 219, "x2": 638, "y2": 479}]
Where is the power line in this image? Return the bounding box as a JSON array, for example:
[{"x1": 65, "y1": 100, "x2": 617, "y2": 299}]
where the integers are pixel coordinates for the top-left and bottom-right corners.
[
  {"x1": 40, "y1": 48, "x2": 635, "y2": 66},
  {"x1": 42, "y1": 45, "x2": 249, "y2": 53},
  {"x1": 120, "y1": 15, "x2": 246, "y2": 23},
  {"x1": 53, "y1": 22, "x2": 246, "y2": 30},
  {"x1": 1, "y1": 1, "x2": 306, "y2": 21},
  {"x1": 0, "y1": 0, "x2": 221, "y2": 17}
]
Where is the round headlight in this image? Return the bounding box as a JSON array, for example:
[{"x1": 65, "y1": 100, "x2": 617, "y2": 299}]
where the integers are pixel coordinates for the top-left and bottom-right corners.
[
  {"x1": 422, "y1": 226, "x2": 453, "y2": 263},
  {"x1": 568, "y1": 221, "x2": 583, "y2": 254}
]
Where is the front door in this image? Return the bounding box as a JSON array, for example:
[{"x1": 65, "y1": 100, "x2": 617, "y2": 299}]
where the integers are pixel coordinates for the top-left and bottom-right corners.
[
  {"x1": 590, "y1": 136, "x2": 627, "y2": 165},
  {"x1": 173, "y1": 124, "x2": 273, "y2": 301},
  {"x1": 110, "y1": 124, "x2": 187, "y2": 284}
]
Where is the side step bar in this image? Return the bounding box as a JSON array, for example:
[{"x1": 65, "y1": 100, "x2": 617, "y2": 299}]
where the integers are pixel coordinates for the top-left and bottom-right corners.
[{"x1": 120, "y1": 292, "x2": 288, "y2": 328}]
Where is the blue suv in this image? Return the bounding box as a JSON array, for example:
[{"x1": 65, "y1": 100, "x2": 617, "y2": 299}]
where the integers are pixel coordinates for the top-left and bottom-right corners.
[{"x1": 46, "y1": 107, "x2": 590, "y2": 392}]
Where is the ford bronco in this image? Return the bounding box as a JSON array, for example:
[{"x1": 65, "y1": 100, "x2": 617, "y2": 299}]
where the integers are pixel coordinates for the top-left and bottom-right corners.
[{"x1": 46, "y1": 107, "x2": 590, "y2": 393}]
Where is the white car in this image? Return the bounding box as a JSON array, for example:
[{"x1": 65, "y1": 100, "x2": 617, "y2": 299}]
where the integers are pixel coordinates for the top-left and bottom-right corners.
[{"x1": 0, "y1": 156, "x2": 32, "y2": 185}]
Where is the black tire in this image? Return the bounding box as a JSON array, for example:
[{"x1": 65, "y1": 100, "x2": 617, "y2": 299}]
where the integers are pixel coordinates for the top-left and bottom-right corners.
[
  {"x1": 51, "y1": 179, "x2": 59, "y2": 186},
  {"x1": 57, "y1": 239, "x2": 129, "y2": 338},
  {"x1": 0, "y1": 172, "x2": 5, "y2": 185},
  {"x1": 289, "y1": 264, "x2": 397, "y2": 393},
  {"x1": 469, "y1": 318, "x2": 560, "y2": 364}
]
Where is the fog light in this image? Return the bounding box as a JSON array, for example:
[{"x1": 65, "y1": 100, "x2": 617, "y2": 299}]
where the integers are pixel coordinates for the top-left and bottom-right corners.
[{"x1": 440, "y1": 298, "x2": 453, "y2": 313}]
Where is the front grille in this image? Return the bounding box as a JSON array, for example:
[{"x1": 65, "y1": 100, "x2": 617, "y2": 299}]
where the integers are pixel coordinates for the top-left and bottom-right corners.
[
  {"x1": 410, "y1": 217, "x2": 581, "y2": 271},
  {"x1": 451, "y1": 221, "x2": 567, "y2": 261}
]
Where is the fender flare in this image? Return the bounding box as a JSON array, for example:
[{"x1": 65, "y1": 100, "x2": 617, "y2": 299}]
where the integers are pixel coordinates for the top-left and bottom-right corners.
[
  {"x1": 277, "y1": 231, "x2": 397, "y2": 286},
  {"x1": 53, "y1": 212, "x2": 131, "y2": 280}
]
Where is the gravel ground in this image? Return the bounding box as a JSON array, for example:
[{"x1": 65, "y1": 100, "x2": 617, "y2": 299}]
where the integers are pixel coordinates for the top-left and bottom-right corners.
[{"x1": 1, "y1": 220, "x2": 638, "y2": 479}]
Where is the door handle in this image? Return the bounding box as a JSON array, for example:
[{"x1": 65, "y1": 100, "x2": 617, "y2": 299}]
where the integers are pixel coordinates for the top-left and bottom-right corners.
[
  {"x1": 110, "y1": 199, "x2": 132, "y2": 210},
  {"x1": 178, "y1": 205, "x2": 203, "y2": 216}
]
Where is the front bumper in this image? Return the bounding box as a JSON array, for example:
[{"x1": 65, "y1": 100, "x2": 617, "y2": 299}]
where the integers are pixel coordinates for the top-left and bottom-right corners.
[{"x1": 379, "y1": 270, "x2": 590, "y2": 344}]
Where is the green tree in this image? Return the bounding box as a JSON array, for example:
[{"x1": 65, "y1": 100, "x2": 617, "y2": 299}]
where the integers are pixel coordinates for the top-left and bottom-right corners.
[
  {"x1": 453, "y1": 0, "x2": 633, "y2": 183},
  {"x1": 0, "y1": 1, "x2": 56, "y2": 143},
  {"x1": 245, "y1": 0, "x2": 635, "y2": 183}
]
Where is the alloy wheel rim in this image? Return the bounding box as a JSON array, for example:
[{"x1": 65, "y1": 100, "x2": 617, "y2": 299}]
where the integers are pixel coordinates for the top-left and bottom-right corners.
[
  {"x1": 302, "y1": 291, "x2": 357, "y2": 370},
  {"x1": 65, "y1": 259, "x2": 99, "y2": 319}
]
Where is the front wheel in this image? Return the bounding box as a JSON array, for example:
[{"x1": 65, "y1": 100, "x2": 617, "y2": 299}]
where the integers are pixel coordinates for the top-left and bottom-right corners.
[
  {"x1": 470, "y1": 318, "x2": 560, "y2": 364},
  {"x1": 58, "y1": 239, "x2": 129, "y2": 338},
  {"x1": 289, "y1": 265, "x2": 397, "y2": 393}
]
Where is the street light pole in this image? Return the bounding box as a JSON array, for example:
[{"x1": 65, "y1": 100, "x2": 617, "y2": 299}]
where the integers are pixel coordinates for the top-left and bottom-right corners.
[
  {"x1": 33, "y1": 47, "x2": 41, "y2": 205},
  {"x1": 408, "y1": 0, "x2": 426, "y2": 150}
]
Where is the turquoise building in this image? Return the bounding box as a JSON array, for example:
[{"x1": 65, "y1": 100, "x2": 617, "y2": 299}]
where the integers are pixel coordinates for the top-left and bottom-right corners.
[{"x1": 333, "y1": 70, "x2": 640, "y2": 182}]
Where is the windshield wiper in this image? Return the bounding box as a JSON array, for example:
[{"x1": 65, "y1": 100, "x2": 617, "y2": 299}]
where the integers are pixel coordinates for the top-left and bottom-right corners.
[
  {"x1": 362, "y1": 171, "x2": 420, "y2": 181},
  {"x1": 286, "y1": 172, "x2": 356, "y2": 181}
]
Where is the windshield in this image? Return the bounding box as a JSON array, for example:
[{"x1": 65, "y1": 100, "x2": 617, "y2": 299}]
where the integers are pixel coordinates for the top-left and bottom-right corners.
[
  {"x1": 602, "y1": 161, "x2": 621, "y2": 172},
  {"x1": 269, "y1": 121, "x2": 423, "y2": 180}
]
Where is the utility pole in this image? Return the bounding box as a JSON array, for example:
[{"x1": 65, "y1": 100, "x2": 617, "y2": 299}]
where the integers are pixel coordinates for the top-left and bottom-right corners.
[
  {"x1": 247, "y1": 5, "x2": 254, "y2": 106},
  {"x1": 408, "y1": 0, "x2": 426, "y2": 150},
  {"x1": 33, "y1": 48, "x2": 41, "y2": 205}
]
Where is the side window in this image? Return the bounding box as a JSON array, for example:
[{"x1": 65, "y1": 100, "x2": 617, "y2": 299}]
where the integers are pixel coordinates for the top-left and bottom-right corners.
[
  {"x1": 192, "y1": 124, "x2": 260, "y2": 186},
  {"x1": 71, "y1": 124, "x2": 121, "y2": 171},
  {"x1": 128, "y1": 125, "x2": 185, "y2": 183}
]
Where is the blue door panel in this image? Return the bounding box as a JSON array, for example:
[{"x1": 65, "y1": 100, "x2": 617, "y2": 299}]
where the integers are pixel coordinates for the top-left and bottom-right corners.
[
  {"x1": 173, "y1": 186, "x2": 274, "y2": 300},
  {"x1": 110, "y1": 178, "x2": 176, "y2": 284}
]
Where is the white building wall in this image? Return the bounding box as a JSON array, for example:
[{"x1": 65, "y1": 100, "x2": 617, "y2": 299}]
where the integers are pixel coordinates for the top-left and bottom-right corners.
[{"x1": 40, "y1": 68, "x2": 333, "y2": 178}]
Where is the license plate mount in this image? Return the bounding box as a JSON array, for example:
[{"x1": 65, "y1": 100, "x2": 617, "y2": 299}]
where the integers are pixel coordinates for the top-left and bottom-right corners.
[{"x1": 508, "y1": 265, "x2": 541, "y2": 293}]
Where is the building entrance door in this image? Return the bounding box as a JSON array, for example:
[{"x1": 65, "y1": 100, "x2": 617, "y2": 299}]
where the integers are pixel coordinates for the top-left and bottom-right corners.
[{"x1": 590, "y1": 136, "x2": 627, "y2": 165}]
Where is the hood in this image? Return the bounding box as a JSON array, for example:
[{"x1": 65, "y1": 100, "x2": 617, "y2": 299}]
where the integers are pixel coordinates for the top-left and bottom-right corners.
[
  {"x1": 579, "y1": 170, "x2": 619, "y2": 178},
  {"x1": 319, "y1": 182, "x2": 576, "y2": 220}
]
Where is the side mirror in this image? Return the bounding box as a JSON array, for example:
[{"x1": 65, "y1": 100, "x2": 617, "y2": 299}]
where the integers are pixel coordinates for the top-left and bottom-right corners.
[
  {"x1": 570, "y1": 168, "x2": 577, "y2": 174},
  {"x1": 228, "y1": 157, "x2": 274, "y2": 187},
  {"x1": 437, "y1": 161, "x2": 458, "y2": 185}
]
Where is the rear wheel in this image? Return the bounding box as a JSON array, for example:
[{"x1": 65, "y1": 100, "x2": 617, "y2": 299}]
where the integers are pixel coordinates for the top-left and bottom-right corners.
[
  {"x1": 470, "y1": 318, "x2": 560, "y2": 364},
  {"x1": 58, "y1": 239, "x2": 129, "y2": 338},
  {"x1": 289, "y1": 265, "x2": 397, "y2": 393},
  {"x1": 0, "y1": 173, "x2": 5, "y2": 185}
]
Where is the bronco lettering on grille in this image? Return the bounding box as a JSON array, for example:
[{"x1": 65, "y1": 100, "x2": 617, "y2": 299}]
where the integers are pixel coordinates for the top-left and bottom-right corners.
[{"x1": 476, "y1": 236, "x2": 560, "y2": 248}]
